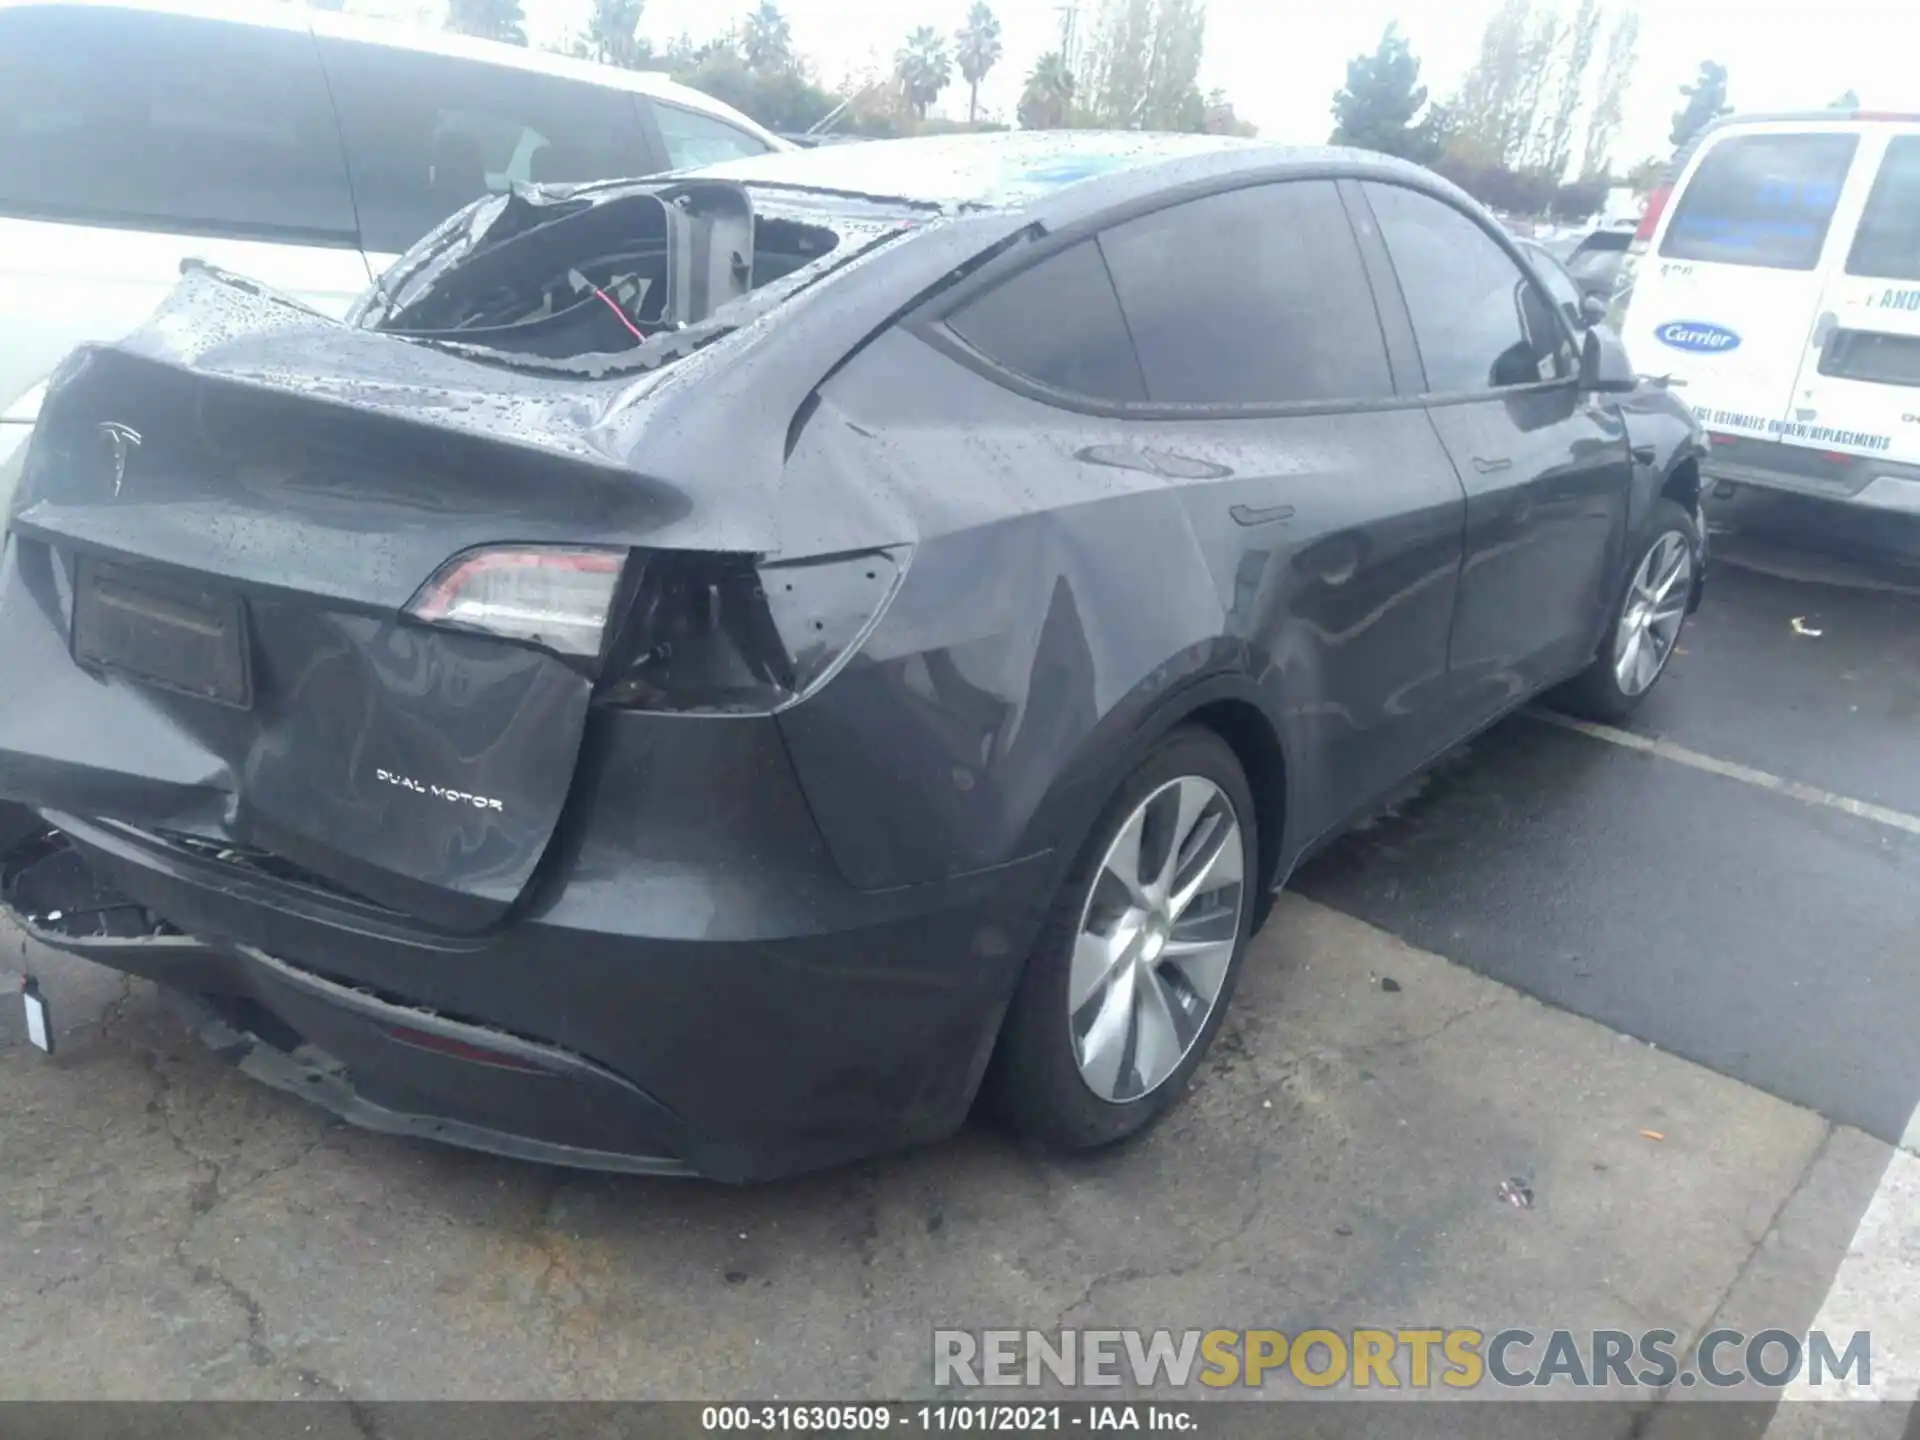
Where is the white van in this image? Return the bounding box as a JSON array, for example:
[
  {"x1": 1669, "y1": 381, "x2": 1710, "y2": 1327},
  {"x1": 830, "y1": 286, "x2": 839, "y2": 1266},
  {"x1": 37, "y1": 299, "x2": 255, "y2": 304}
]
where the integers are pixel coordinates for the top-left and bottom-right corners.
[
  {"x1": 0, "y1": 0, "x2": 787, "y2": 436},
  {"x1": 1614, "y1": 111, "x2": 1920, "y2": 511}
]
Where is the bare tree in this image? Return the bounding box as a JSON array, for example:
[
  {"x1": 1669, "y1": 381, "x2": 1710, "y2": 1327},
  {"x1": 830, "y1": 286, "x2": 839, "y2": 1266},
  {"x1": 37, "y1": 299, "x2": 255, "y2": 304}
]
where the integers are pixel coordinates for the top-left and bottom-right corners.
[
  {"x1": 1078, "y1": 0, "x2": 1153, "y2": 126},
  {"x1": 1538, "y1": 0, "x2": 1602, "y2": 175},
  {"x1": 1448, "y1": 0, "x2": 1533, "y2": 165},
  {"x1": 1580, "y1": 5, "x2": 1639, "y2": 177},
  {"x1": 1504, "y1": 6, "x2": 1564, "y2": 168},
  {"x1": 1078, "y1": 0, "x2": 1204, "y2": 129}
]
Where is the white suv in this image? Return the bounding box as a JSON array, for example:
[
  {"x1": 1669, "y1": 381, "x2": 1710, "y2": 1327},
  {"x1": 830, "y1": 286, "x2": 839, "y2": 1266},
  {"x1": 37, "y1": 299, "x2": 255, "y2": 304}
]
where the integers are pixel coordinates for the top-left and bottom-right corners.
[
  {"x1": 0, "y1": 0, "x2": 787, "y2": 432},
  {"x1": 1614, "y1": 110, "x2": 1920, "y2": 512}
]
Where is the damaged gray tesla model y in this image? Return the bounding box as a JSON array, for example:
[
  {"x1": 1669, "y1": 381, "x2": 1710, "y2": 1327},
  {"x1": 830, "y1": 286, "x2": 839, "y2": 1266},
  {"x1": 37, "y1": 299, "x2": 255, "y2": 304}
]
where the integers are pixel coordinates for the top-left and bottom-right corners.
[{"x1": 0, "y1": 133, "x2": 1707, "y2": 1181}]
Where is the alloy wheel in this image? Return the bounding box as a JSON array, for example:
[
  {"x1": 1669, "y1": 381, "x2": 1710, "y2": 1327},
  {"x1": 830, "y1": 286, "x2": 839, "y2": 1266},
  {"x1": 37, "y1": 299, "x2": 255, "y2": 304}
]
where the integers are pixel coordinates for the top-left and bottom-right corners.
[
  {"x1": 1614, "y1": 531, "x2": 1692, "y2": 697},
  {"x1": 1069, "y1": 776, "x2": 1247, "y2": 1103}
]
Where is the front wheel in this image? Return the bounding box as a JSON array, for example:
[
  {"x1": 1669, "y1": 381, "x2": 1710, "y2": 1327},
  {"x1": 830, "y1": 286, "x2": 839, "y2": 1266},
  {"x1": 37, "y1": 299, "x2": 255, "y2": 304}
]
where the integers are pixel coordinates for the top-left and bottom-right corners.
[
  {"x1": 984, "y1": 726, "x2": 1257, "y2": 1150},
  {"x1": 1555, "y1": 498, "x2": 1700, "y2": 723}
]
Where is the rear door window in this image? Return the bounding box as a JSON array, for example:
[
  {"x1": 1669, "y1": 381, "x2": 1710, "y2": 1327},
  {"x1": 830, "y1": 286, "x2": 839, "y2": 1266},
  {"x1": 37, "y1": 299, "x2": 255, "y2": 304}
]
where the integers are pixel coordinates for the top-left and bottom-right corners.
[
  {"x1": 319, "y1": 39, "x2": 652, "y2": 254},
  {"x1": 1660, "y1": 132, "x2": 1858, "y2": 270},
  {"x1": 1096, "y1": 180, "x2": 1395, "y2": 406},
  {"x1": 1364, "y1": 182, "x2": 1575, "y2": 393},
  {"x1": 0, "y1": 6, "x2": 355, "y2": 240},
  {"x1": 946, "y1": 240, "x2": 1146, "y2": 403},
  {"x1": 1846, "y1": 134, "x2": 1920, "y2": 282},
  {"x1": 650, "y1": 103, "x2": 771, "y2": 169}
]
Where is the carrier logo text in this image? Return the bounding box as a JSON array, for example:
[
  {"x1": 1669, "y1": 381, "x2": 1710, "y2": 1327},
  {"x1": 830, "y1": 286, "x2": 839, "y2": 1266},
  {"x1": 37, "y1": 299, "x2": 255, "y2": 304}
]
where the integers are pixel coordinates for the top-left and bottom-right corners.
[{"x1": 1656, "y1": 321, "x2": 1742, "y2": 354}]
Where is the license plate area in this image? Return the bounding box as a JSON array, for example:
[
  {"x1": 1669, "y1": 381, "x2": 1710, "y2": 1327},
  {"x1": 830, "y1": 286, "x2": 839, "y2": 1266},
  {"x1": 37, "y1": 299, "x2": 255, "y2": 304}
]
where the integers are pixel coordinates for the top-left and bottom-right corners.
[{"x1": 71, "y1": 555, "x2": 253, "y2": 708}]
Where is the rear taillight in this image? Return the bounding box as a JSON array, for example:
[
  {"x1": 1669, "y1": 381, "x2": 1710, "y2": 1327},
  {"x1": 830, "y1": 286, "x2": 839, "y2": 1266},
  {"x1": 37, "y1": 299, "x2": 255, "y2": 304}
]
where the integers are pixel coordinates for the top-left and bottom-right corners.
[
  {"x1": 1633, "y1": 184, "x2": 1671, "y2": 246},
  {"x1": 406, "y1": 545, "x2": 625, "y2": 658}
]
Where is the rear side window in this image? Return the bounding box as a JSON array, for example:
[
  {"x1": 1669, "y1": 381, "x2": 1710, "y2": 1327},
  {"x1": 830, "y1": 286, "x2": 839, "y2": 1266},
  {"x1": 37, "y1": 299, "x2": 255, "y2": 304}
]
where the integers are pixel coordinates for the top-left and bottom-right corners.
[
  {"x1": 320, "y1": 39, "x2": 651, "y2": 254},
  {"x1": 0, "y1": 6, "x2": 355, "y2": 239},
  {"x1": 1097, "y1": 181, "x2": 1394, "y2": 406},
  {"x1": 1847, "y1": 135, "x2": 1920, "y2": 281},
  {"x1": 1365, "y1": 182, "x2": 1574, "y2": 393},
  {"x1": 652, "y1": 103, "x2": 770, "y2": 169},
  {"x1": 1660, "y1": 132, "x2": 1858, "y2": 270},
  {"x1": 946, "y1": 240, "x2": 1146, "y2": 403}
]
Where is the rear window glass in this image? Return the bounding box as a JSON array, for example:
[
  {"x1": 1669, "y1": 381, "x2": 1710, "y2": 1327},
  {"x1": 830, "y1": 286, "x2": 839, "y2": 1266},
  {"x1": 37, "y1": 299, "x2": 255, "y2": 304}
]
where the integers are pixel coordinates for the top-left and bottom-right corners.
[
  {"x1": 0, "y1": 7, "x2": 355, "y2": 239},
  {"x1": 947, "y1": 240, "x2": 1146, "y2": 403},
  {"x1": 320, "y1": 38, "x2": 652, "y2": 255},
  {"x1": 1846, "y1": 135, "x2": 1920, "y2": 281},
  {"x1": 1660, "y1": 132, "x2": 1858, "y2": 270}
]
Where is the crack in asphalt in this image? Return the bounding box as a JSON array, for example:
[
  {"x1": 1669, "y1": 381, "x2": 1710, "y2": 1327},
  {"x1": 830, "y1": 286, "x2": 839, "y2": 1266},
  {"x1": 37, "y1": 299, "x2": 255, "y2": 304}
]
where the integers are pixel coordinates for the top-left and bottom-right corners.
[
  {"x1": 1052, "y1": 1132, "x2": 1272, "y2": 1332},
  {"x1": 1347, "y1": 992, "x2": 1514, "y2": 1054},
  {"x1": 125, "y1": 1034, "x2": 362, "y2": 1405},
  {"x1": 56, "y1": 972, "x2": 139, "y2": 1042}
]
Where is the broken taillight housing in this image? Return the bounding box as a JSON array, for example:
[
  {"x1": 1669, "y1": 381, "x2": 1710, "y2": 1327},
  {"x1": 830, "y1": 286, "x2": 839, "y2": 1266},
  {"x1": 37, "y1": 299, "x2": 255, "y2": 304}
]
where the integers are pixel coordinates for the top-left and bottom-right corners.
[
  {"x1": 405, "y1": 542, "x2": 905, "y2": 713},
  {"x1": 406, "y1": 545, "x2": 626, "y2": 658},
  {"x1": 600, "y1": 547, "x2": 906, "y2": 714}
]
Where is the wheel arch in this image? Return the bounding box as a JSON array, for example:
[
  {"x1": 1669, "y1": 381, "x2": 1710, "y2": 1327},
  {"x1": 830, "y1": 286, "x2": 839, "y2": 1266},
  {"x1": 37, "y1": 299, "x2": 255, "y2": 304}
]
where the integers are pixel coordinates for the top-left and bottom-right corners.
[
  {"x1": 1661, "y1": 455, "x2": 1703, "y2": 513},
  {"x1": 1016, "y1": 658, "x2": 1292, "y2": 921}
]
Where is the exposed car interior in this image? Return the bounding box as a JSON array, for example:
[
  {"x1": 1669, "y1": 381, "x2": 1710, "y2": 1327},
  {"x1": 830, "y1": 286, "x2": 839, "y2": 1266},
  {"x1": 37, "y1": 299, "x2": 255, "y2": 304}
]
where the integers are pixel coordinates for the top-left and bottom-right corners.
[{"x1": 372, "y1": 181, "x2": 842, "y2": 358}]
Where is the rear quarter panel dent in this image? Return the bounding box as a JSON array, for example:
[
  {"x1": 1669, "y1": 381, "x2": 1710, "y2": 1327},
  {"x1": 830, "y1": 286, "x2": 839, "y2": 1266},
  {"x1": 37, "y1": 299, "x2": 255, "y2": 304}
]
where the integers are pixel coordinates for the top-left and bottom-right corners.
[{"x1": 775, "y1": 333, "x2": 1233, "y2": 891}]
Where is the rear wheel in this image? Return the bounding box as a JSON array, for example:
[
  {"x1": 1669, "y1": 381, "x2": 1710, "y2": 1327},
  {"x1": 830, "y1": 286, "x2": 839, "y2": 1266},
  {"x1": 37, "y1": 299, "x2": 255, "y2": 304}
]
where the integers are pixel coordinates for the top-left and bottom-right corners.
[
  {"x1": 985, "y1": 726, "x2": 1257, "y2": 1150},
  {"x1": 1555, "y1": 498, "x2": 1699, "y2": 723}
]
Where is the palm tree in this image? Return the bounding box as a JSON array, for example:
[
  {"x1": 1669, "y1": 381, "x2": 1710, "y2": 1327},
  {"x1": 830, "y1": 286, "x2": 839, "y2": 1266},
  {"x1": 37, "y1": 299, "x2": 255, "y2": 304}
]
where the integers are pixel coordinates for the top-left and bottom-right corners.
[
  {"x1": 1017, "y1": 50, "x2": 1074, "y2": 130},
  {"x1": 955, "y1": 2, "x2": 1003, "y2": 125},
  {"x1": 741, "y1": 2, "x2": 793, "y2": 74},
  {"x1": 446, "y1": 0, "x2": 527, "y2": 44},
  {"x1": 584, "y1": 0, "x2": 644, "y2": 66},
  {"x1": 894, "y1": 26, "x2": 952, "y2": 121}
]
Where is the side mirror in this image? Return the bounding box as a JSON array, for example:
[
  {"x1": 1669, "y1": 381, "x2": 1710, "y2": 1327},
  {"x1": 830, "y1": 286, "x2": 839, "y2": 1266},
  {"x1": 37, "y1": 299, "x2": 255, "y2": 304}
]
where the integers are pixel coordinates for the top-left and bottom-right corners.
[
  {"x1": 1579, "y1": 326, "x2": 1637, "y2": 393},
  {"x1": 1581, "y1": 292, "x2": 1609, "y2": 326}
]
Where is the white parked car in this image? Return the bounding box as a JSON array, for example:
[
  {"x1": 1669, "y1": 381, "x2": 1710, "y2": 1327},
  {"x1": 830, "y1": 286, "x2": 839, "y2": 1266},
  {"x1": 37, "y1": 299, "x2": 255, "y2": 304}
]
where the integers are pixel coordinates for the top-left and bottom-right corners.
[
  {"x1": 0, "y1": 0, "x2": 789, "y2": 428},
  {"x1": 1613, "y1": 110, "x2": 1920, "y2": 512}
]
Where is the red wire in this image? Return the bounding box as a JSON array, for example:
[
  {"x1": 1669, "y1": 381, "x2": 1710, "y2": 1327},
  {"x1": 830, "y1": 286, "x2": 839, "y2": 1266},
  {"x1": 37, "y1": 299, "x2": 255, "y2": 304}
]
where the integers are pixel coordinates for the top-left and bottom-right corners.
[{"x1": 589, "y1": 285, "x2": 645, "y2": 344}]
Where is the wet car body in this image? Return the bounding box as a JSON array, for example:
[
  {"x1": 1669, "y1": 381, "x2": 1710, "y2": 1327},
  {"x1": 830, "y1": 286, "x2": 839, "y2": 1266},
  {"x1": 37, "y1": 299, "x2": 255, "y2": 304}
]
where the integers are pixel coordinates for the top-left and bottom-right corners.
[{"x1": 0, "y1": 135, "x2": 1707, "y2": 1180}]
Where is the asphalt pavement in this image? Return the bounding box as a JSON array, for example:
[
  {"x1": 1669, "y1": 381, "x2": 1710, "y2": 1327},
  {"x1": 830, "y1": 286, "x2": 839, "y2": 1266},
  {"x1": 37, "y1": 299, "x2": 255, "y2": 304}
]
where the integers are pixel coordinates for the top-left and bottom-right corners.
[
  {"x1": 1299, "y1": 511, "x2": 1920, "y2": 1147},
  {"x1": 4, "y1": 505, "x2": 1920, "y2": 1429}
]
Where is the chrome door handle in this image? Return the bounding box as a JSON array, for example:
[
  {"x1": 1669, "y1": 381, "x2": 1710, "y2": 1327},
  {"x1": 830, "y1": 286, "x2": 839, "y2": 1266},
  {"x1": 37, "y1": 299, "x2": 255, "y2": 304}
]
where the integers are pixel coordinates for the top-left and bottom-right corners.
[{"x1": 1472, "y1": 456, "x2": 1513, "y2": 474}]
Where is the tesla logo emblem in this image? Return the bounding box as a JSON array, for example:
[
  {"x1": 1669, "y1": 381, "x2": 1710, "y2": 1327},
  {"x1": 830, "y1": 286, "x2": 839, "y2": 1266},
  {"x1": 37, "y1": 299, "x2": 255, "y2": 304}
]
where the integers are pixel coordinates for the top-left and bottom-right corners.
[{"x1": 97, "y1": 422, "x2": 141, "y2": 495}]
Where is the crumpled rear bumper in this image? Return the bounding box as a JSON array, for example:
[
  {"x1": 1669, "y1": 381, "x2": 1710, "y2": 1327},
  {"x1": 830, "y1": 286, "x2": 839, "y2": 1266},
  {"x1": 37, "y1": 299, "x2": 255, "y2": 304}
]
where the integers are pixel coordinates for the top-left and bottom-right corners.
[
  {"x1": 5, "y1": 823, "x2": 692, "y2": 1175},
  {"x1": 4, "y1": 810, "x2": 1054, "y2": 1181}
]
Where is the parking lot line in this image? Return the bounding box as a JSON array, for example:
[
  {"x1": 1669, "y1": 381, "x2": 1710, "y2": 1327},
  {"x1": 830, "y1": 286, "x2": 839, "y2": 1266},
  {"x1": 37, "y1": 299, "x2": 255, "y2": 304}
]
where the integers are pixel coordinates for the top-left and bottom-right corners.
[
  {"x1": 1535, "y1": 706, "x2": 1920, "y2": 1436},
  {"x1": 1527, "y1": 710, "x2": 1920, "y2": 839}
]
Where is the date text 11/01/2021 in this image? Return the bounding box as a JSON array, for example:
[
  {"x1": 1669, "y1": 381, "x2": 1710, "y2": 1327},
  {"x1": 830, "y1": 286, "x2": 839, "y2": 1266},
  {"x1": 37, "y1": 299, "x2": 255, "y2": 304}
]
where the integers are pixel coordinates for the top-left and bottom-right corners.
[{"x1": 701, "y1": 1406, "x2": 1196, "y2": 1432}]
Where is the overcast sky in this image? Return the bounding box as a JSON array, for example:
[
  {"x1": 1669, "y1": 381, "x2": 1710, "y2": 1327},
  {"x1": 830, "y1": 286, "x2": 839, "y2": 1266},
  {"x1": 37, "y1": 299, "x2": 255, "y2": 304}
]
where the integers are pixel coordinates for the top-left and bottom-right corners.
[{"x1": 507, "y1": 0, "x2": 1918, "y2": 168}]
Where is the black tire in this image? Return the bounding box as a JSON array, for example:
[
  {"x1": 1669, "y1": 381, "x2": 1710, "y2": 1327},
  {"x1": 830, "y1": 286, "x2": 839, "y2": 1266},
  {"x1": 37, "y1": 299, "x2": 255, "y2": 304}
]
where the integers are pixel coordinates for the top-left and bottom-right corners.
[
  {"x1": 1554, "y1": 498, "x2": 1701, "y2": 723},
  {"x1": 984, "y1": 725, "x2": 1258, "y2": 1150}
]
